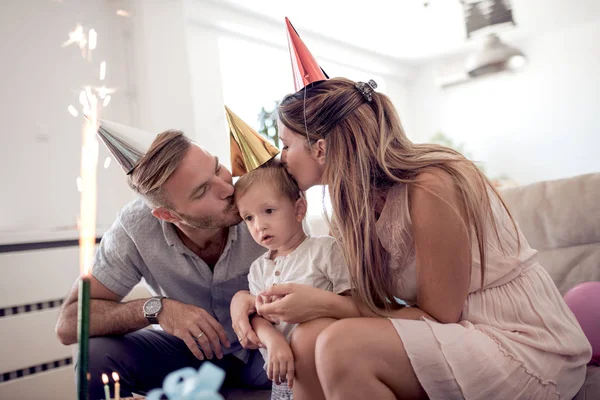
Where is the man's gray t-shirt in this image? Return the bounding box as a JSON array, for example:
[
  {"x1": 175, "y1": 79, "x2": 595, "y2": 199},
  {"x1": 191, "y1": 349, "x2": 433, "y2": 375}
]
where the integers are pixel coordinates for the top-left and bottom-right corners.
[{"x1": 92, "y1": 197, "x2": 265, "y2": 362}]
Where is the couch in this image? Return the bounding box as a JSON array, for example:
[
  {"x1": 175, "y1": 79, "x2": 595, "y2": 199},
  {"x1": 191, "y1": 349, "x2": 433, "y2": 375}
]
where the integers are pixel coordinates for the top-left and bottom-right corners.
[{"x1": 500, "y1": 172, "x2": 600, "y2": 399}]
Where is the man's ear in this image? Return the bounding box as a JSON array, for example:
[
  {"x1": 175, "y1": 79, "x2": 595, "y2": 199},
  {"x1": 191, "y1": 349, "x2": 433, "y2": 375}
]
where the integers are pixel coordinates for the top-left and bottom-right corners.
[
  {"x1": 312, "y1": 139, "x2": 327, "y2": 165},
  {"x1": 294, "y1": 197, "x2": 308, "y2": 222},
  {"x1": 151, "y1": 207, "x2": 180, "y2": 223}
]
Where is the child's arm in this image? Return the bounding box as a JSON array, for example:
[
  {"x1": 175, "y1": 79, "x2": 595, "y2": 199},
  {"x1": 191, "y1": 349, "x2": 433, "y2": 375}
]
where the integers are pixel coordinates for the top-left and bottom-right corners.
[
  {"x1": 251, "y1": 315, "x2": 285, "y2": 347},
  {"x1": 251, "y1": 316, "x2": 295, "y2": 388}
]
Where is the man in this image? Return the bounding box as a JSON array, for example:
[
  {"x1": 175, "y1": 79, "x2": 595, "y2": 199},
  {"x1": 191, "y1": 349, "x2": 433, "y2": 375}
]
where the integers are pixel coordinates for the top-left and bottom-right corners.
[{"x1": 56, "y1": 115, "x2": 278, "y2": 398}]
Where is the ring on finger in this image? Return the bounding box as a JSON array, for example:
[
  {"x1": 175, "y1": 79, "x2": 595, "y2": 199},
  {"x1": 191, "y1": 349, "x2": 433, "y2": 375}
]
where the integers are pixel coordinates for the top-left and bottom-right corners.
[{"x1": 197, "y1": 331, "x2": 205, "y2": 339}]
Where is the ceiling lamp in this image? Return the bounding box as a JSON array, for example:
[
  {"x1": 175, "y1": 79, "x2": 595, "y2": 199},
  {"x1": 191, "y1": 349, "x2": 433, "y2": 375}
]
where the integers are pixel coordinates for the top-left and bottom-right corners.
[{"x1": 464, "y1": 33, "x2": 526, "y2": 77}]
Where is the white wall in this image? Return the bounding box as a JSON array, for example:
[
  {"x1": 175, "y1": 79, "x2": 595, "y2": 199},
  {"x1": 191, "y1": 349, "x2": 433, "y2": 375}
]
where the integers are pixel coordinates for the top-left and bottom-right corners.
[
  {"x1": 0, "y1": 0, "x2": 136, "y2": 243},
  {"x1": 408, "y1": 19, "x2": 600, "y2": 185},
  {"x1": 183, "y1": 0, "x2": 415, "y2": 159},
  {"x1": 130, "y1": 0, "x2": 197, "y2": 137},
  {"x1": 0, "y1": 2, "x2": 140, "y2": 398},
  {"x1": 186, "y1": 24, "x2": 230, "y2": 163}
]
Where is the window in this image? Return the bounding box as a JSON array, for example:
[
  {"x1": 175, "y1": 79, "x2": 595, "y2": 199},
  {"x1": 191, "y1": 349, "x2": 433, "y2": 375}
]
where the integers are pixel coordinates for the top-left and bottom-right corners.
[
  {"x1": 219, "y1": 34, "x2": 386, "y2": 225},
  {"x1": 219, "y1": 36, "x2": 292, "y2": 132}
]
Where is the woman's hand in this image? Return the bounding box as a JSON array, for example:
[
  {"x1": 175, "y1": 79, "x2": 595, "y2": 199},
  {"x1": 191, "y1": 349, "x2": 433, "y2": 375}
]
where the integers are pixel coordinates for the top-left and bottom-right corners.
[
  {"x1": 257, "y1": 283, "x2": 359, "y2": 323},
  {"x1": 230, "y1": 290, "x2": 264, "y2": 349}
]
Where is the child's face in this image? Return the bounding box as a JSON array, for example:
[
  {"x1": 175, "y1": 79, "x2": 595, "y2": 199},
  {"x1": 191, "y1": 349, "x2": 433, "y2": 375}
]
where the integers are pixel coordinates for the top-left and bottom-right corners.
[{"x1": 236, "y1": 184, "x2": 306, "y2": 252}]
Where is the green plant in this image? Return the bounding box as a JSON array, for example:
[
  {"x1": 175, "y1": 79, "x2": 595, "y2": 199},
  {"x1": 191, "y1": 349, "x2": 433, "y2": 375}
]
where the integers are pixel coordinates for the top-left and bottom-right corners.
[
  {"x1": 430, "y1": 132, "x2": 473, "y2": 159},
  {"x1": 430, "y1": 131, "x2": 486, "y2": 175},
  {"x1": 429, "y1": 132, "x2": 516, "y2": 188},
  {"x1": 257, "y1": 101, "x2": 280, "y2": 148}
]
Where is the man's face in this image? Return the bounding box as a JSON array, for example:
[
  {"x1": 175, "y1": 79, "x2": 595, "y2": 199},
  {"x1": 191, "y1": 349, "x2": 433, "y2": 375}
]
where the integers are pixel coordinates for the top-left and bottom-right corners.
[{"x1": 160, "y1": 144, "x2": 242, "y2": 229}]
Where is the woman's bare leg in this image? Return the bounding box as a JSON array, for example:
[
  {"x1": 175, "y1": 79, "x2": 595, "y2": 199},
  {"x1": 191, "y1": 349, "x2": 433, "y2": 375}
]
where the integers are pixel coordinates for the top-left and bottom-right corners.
[
  {"x1": 315, "y1": 318, "x2": 427, "y2": 400},
  {"x1": 289, "y1": 317, "x2": 336, "y2": 400}
]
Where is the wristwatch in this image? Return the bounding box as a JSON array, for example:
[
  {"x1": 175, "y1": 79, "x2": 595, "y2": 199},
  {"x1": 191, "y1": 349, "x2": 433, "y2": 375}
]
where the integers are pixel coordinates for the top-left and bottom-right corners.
[{"x1": 143, "y1": 296, "x2": 166, "y2": 324}]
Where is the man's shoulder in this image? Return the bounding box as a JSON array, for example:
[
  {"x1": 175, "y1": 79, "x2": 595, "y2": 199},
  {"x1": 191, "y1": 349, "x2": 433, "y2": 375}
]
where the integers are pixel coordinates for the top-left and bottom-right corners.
[
  {"x1": 116, "y1": 197, "x2": 159, "y2": 233},
  {"x1": 232, "y1": 222, "x2": 267, "y2": 264},
  {"x1": 235, "y1": 222, "x2": 262, "y2": 248}
]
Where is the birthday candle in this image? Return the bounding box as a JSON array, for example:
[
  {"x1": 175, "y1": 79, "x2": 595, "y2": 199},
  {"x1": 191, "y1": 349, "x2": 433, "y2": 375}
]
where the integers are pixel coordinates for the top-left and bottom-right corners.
[
  {"x1": 101, "y1": 374, "x2": 110, "y2": 400},
  {"x1": 77, "y1": 277, "x2": 90, "y2": 400},
  {"x1": 112, "y1": 372, "x2": 120, "y2": 400}
]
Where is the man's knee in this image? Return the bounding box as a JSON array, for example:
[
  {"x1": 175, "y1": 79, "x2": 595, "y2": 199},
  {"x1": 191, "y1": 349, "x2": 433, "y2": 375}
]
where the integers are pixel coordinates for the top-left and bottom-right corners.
[
  {"x1": 82, "y1": 336, "x2": 138, "y2": 398},
  {"x1": 73, "y1": 336, "x2": 131, "y2": 377},
  {"x1": 88, "y1": 335, "x2": 131, "y2": 371}
]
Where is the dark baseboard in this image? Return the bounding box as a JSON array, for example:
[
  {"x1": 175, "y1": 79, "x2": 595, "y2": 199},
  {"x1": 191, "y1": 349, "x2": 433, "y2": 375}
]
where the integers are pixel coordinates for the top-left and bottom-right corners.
[{"x1": 0, "y1": 237, "x2": 102, "y2": 253}]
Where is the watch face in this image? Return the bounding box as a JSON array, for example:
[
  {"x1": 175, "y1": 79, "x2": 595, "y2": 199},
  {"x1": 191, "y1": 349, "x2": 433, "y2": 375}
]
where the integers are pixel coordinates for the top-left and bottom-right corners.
[{"x1": 144, "y1": 298, "x2": 161, "y2": 314}]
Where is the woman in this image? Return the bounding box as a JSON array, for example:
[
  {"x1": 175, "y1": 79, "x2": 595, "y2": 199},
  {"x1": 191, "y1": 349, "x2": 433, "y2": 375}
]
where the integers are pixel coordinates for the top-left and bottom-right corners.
[{"x1": 246, "y1": 77, "x2": 591, "y2": 400}]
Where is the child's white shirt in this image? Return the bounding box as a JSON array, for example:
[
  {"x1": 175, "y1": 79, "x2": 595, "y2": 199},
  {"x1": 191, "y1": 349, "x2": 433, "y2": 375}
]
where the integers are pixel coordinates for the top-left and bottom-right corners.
[{"x1": 247, "y1": 235, "x2": 351, "y2": 365}]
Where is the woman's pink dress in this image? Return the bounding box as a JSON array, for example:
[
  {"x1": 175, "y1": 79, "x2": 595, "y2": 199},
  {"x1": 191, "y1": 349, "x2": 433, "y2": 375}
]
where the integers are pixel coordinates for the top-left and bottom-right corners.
[{"x1": 376, "y1": 184, "x2": 592, "y2": 399}]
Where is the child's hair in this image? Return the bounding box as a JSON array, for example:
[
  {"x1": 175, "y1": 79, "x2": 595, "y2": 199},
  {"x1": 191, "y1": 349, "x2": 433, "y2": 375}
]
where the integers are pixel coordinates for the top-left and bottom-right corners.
[{"x1": 234, "y1": 159, "x2": 303, "y2": 204}]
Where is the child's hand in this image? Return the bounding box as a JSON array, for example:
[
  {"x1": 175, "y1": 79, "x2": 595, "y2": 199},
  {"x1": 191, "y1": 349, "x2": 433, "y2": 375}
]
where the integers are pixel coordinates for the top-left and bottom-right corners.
[
  {"x1": 259, "y1": 294, "x2": 285, "y2": 305},
  {"x1": 269, "y1": 294, "x2": 285, "y2": 303},
  {"x1": 267, "y1": 340, "x2": 295, "y2": 389}
]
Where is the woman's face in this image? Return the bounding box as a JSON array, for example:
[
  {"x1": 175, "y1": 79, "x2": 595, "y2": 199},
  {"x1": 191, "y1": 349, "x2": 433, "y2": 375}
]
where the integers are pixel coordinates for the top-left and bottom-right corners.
[{"x1": 278, "y1": 121, "x2": 325, "y2": 191}]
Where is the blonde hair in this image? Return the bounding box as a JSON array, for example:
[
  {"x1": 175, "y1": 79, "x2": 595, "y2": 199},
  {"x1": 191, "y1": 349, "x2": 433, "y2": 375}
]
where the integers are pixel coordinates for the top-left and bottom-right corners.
[
  {"x1": 127, "y1": 130, "x2": 191, "y2": 208},
  {"x1": 234, "y1": 160, "x2": 302, "y2": 204},
  {"x1": 278, "y1": 78, "x2": 518, "y2": 314}
]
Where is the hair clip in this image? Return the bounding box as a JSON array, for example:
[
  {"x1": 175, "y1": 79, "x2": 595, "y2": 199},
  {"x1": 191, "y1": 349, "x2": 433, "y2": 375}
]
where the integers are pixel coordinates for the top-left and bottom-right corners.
[{"x1": 355, "y1": 79, "x2": 378, "y2": 102}]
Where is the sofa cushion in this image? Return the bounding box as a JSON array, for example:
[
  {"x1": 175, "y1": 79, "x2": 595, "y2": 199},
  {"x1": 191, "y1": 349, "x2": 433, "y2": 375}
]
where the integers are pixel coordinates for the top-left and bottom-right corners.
[
  {"x1": 500, "y1": 173, "x2": 600, "y2": 294},
  {"x1": 573, "y1": 365, "x2": 600, "y2": 400},
  {"x1": 536, "y1": 244, "x2": 600, "y2": 295},
  {"x1": 500, "y1": 173, "x2": 600, "y2": 250}
]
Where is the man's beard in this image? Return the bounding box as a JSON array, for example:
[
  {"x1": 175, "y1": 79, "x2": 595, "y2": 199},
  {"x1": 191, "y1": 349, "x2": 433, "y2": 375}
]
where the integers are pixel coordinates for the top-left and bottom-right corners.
[{"x1": 175, "y1": 199, "x2": 242, "y2": 229}]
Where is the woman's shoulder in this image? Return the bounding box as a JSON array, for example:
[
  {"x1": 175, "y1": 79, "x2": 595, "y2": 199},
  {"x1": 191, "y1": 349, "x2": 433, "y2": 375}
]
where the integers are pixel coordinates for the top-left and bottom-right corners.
[
  {"x1": 412, "y1": 168, "x2": 457, "y2": 193},
  {"x1": 384, "y1": 168, "x2": 458, "y2": 203},
  {"x1": 408, "y1": 167, "x2": 483, "y2": 241},
  {"x1": 408, "y1": 168, "x2": 471, "y2": 210}
]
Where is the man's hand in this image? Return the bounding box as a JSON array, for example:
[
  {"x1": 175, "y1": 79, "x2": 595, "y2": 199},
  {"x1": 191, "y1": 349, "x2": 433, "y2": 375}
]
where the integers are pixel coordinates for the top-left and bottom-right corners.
[
  {"x1": 158, "y1": 299, "x2": 230, "y2": 360},
  {"x1": 266, "y1": 339, "x2": 295, "y2": 388},
  {"x1": 230, "y1": 290, "x2": 264, "y2": 349}
]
